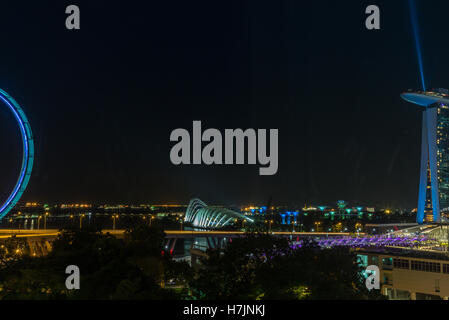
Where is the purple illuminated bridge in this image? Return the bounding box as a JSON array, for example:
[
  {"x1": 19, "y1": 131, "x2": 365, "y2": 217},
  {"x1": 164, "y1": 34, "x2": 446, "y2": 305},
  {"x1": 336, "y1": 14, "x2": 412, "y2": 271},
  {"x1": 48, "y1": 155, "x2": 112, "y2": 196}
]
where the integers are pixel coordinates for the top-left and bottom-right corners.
[{"x1": 291, "y1": 234, "x2": 434, "y2": 249}]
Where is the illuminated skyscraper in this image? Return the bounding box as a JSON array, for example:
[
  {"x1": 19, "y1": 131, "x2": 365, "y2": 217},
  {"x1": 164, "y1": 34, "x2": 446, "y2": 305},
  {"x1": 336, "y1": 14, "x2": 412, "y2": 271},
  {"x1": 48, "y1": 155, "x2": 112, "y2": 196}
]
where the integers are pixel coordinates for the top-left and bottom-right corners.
[{"x1": 401, "y1": 89, "x2": 449, "y2": 223}]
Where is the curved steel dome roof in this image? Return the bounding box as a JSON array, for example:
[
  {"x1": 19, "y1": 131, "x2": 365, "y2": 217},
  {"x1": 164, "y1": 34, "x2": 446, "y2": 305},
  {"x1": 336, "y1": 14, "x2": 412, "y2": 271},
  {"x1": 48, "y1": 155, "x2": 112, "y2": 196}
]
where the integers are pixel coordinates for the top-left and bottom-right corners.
[{"x1": 184, "y1": 198, "x2": 252, "y2": 229}]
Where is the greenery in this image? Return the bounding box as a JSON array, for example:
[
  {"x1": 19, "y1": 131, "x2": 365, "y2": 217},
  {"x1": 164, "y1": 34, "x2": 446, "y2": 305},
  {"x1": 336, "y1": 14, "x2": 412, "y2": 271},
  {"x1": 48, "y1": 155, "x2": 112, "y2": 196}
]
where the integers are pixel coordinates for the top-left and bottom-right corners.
[
  {"x1": 189, "y1": 233, "x2": 384, "y2": 300},
  {"x1": 0, "y1": 225, "x2": 189, "y2": 299},
  {"x1": 0, "y1": 228, "x2": 384, "y2": 300}
]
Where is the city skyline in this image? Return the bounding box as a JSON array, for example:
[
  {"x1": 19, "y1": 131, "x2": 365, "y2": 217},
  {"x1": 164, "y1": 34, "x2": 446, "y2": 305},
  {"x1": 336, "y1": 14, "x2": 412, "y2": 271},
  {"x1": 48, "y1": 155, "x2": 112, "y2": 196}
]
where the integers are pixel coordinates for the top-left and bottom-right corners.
[
  {"x1": 1, "y1": 1, "x2": 449, "y2": 208},
  {"x1": 3, "y1": 0, "x2": 449, "y2": 305}
]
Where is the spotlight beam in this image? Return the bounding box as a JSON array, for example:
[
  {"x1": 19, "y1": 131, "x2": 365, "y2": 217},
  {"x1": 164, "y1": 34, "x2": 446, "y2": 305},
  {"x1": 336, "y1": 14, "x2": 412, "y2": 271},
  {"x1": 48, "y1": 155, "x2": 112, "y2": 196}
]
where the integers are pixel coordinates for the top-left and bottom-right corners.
[{"x1": 409, "y1": 0, "x2": 426, "y2": 91}]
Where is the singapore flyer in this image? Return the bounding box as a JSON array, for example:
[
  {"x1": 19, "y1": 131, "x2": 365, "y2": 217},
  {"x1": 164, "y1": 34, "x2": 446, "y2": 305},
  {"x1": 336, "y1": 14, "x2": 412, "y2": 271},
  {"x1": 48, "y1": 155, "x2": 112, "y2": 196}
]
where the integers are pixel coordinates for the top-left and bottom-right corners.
[{"x1": 0, "y1": 89, "x2": 33, "y2": 220}]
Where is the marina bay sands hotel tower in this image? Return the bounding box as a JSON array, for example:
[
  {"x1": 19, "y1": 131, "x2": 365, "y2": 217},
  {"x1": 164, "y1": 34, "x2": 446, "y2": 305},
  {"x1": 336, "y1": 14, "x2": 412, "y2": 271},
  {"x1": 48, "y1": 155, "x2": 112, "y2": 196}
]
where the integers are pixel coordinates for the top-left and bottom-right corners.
[{"x1": 401, "y1": 89, "x2": 449, "y2": 224}]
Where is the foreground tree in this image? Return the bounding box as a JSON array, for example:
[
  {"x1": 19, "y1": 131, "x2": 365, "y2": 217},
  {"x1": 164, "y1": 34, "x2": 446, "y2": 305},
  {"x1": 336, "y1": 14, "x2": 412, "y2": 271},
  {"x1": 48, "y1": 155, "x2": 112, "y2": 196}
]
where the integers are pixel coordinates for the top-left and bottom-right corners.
[
  {"x1": 0, "y1": 225, "x2": 188, "y2": 299},
  {"x1": 189, "y1": 234, "x2": 385, "y2": 300}
]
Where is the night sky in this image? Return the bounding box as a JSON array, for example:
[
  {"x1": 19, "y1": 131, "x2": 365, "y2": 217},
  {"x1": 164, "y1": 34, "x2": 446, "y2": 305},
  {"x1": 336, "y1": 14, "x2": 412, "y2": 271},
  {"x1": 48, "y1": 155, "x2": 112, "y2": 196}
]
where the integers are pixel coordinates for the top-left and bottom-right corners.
[{"x1": 0, "y1": 0, "x2": 447, "y2": 207}]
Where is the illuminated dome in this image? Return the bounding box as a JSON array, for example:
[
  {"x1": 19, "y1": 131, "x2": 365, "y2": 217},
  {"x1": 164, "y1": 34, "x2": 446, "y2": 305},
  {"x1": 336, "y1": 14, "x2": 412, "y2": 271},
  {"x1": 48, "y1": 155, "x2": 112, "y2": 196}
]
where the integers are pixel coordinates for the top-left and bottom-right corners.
[{"x1": 184, "y1": 198, "x2": 252, "y2": 229}]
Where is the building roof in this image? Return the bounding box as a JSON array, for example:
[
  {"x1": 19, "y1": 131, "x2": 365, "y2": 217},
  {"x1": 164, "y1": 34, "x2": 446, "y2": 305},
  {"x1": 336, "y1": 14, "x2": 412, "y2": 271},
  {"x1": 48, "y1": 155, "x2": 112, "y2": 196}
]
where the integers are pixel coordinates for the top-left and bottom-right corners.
[{"x1": 401, "y1": 89, "x2": 449, "y2": 107}]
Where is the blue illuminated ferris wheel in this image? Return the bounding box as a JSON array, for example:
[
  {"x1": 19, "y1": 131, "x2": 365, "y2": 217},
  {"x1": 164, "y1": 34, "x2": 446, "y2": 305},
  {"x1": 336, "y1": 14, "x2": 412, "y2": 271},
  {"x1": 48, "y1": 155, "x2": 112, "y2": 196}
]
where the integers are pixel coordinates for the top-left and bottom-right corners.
[{"x1": 0, "y1": 89, "x2": 34, "y2": 220}]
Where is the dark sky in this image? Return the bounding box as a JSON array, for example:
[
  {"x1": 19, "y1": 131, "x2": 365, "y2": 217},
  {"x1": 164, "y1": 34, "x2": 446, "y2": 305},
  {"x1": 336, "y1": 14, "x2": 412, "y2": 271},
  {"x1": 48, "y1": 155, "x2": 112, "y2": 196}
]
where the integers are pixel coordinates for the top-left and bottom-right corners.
[{"x1": 0, "y1": 0, "x2": 447, "y2": 207}]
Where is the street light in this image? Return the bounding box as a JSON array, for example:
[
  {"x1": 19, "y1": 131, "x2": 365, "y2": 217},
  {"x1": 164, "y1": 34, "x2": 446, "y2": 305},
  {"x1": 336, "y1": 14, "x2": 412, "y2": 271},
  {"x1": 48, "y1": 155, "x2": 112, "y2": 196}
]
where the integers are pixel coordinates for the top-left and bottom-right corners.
[
  {"x1": 44, "y1": 212, "x2": 49, "y2": 230},
  {"x1": 37, "y1": 215, "x2": 42, "y2": 230},
  {"x1": 265, "y1": 219, "x2": 273, "y2": 233},
  {"x1": 80, "y1": 213, "x2": 85, "y2": 229},
  {"x1": 17, "y1": 211, "x2": 21, "y2": 230},
  {"x1": 112, "y1": 214, "x2": 119, "y2": 230}
]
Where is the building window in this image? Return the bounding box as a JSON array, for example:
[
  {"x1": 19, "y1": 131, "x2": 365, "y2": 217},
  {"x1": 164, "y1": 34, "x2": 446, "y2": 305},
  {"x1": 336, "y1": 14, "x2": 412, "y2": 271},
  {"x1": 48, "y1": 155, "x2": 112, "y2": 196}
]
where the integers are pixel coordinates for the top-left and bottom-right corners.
[
  {"x1": 442, "y1": 264, "x2": 449, "y2": 274},
  {"x1": 383, "y1": 274, "x2": 393, "y2": 286},
  {"x1": 357, "y1": 254, "x2": 368, "y2": 268},
  {"x1": 393, "y1": 258, "x2": 409, "y2": 270},
  {"x1": 410, "y1": 260, "x2": 441, "y2": 273}
]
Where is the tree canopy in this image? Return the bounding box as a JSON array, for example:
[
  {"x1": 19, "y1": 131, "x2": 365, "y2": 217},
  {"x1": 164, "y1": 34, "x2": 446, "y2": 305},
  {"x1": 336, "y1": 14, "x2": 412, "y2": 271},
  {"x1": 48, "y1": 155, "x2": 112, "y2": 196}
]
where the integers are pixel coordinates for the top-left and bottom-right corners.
[{"x1": 0, "y1": 228, "x2": 384, "y2": 300}]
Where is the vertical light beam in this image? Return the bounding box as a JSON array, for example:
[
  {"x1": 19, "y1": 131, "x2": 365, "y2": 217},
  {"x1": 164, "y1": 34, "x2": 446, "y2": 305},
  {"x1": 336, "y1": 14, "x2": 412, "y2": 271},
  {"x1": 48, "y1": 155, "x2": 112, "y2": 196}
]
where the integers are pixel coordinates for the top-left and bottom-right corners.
[{"x1": 409, "y1": 0, "x2": 426, "y2": 91}]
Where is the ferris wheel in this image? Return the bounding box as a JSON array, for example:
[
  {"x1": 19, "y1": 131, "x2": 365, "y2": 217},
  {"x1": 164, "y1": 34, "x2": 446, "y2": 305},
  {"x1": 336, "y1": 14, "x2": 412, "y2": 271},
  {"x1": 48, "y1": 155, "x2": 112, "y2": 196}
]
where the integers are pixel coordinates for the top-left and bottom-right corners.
[{"x1": 0, "y1": 89, "x2": 34, "y2": 219}]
